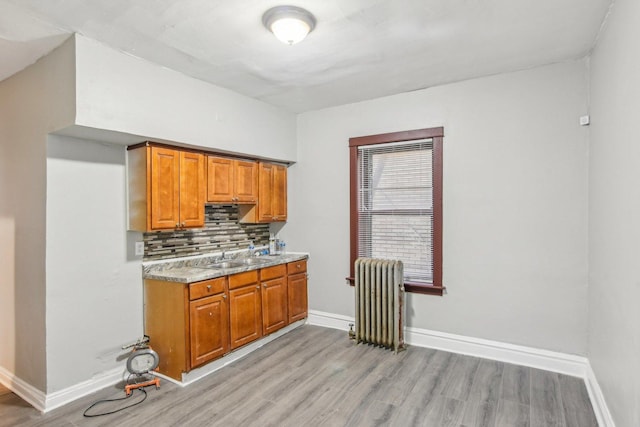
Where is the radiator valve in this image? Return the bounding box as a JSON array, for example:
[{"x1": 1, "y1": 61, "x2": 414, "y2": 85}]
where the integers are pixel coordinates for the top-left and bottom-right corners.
[{"x1": 348, "y1": 323, "x2": 355, "y2": 340}]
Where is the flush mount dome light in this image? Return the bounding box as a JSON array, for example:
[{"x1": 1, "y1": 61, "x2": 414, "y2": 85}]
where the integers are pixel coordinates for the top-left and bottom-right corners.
[{"x1": 262, "y1": 5, "x2": 316, "y2": 45}]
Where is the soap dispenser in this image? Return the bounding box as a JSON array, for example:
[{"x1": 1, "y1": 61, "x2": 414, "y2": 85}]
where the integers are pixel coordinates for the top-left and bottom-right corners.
[{"x1": 269, "y1": 233, "x2": 276, "y2": 255}]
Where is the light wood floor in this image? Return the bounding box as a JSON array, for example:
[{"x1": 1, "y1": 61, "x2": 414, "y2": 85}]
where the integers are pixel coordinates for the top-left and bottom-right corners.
[{"x1": 0, "y1": 325, "x2": 597, "y2": 426}]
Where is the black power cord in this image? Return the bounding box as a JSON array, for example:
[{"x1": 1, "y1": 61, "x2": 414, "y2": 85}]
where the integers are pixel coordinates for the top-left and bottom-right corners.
[
  {"x1": 83, "y1": 375, "x2": 154, "y2": 418},
  {"x1": 83, "y1": 388, "x2": 148, "y2": 417}
]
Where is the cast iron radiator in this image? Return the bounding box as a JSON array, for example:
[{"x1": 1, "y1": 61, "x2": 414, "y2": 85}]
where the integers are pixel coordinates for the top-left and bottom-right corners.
[{"x1": 354, "y1": 258, "x2": 405, "y2": 352}]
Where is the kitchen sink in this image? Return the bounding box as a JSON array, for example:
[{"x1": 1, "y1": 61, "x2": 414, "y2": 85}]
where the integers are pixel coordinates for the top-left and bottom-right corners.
[
  {"x1": 241, "y1": 257, "x2": 270, "y2": 265},
  {"x1": 206, "y1": 260, "x2": 246, "y2": 269},
  {"x1": 201, "y1": 257, "x2": 270, "y2": 269}
]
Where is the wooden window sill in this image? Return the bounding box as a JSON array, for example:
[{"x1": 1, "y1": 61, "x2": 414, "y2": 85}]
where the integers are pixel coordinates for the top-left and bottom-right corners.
[{"x1": 345, "y1": 277, "x2": 445, "y2": 296}]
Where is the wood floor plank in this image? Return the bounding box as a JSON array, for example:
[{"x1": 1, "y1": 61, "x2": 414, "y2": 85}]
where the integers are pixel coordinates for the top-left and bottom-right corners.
[
  {"x1": 502, "y1": 363, "x2": 531, "y2": 405},
  {"x1": 496, "y1": 398, "x2": 530, "y2": 427},
  {"x1": 0, "y1": 326, "x2": 598, "y2": 427},
  {"x1": 388, "y1": 371, "x2": 451, "y2": 426},
  {"x1": 467, "y1": 359, "x2": 504, "y2": 405},
  {"x1": 422, "y1": 395, "x2": 465, "y2": 427},
  {"x1": 531, "y1": 369, "x2": 567, "y2": 427},
  {"x1": 371, "y1": 345, "x2": 437, "y2": 406},
  {"x1": 441, "y1": 354, "x2": 481, "y2": 401},
  {"x1": 461, "y1": 400, "x2": 498, "y2": 427},
  {"x1": 558, "y1": 375, "x2": 598, "y2": 427}
]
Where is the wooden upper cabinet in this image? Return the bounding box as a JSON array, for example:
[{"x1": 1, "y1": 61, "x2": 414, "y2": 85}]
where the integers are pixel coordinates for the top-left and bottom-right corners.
[
  {"x1": 235, "y1": 160, "x2": 259, "y2": 203},
  {"x1": 128, "y1": 144, "x2": 205, "y2": 231},
  {"x1": 206, "y1": 156, "x2": 234, "y2": 202},
  {"x1": 207, "y1": 156, "x2": 258, "y2": 204},
  {"x1": 150, "y1": 147, "x2": 181, "y2": 230},
  {"x1": 257, "y1": 162, "x2": 275, "y2": 222},
  {"x1": 272, "y1": 164, "x2": 287, "y2": 221},
  {"x1": 179, "y1": 151, "x2": 206, "y2": 228},
  {"x1": 239, "y1": 162, "x2": 287, "y2": 223}
]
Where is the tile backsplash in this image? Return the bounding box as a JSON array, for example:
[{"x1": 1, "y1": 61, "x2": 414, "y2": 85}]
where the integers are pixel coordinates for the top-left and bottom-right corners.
[{"x1": 144, "y1": 205, "x2": 270, "y2": 260}]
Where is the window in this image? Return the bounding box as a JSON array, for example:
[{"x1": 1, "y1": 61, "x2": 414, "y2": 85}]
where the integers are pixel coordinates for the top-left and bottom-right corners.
[{"x1": 348, "y1": 127, "x2": 444, "y2": 295}]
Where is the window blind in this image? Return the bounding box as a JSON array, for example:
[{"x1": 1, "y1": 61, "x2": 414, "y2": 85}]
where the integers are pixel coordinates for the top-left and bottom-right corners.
[{"x1": 357, "y1": 139, "x2": 434, "y2": 283}]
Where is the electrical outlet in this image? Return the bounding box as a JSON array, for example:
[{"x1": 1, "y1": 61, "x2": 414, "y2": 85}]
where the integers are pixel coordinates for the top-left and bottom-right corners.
[
  {"x1": 579, "y1": 115, "x2": 590, "y2": 126},
  {"x1": 135, "y1": 241, "x2": 145, "y2": 256}
]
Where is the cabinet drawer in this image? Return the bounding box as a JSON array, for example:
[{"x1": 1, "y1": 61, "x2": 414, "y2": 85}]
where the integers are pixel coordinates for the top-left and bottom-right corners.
[
  {"x1": 229, "y1": 270, "x2": 259, "y2": 290},
  {"x1": 287, "y1": 260, "x2": 307, "y2": 275},
  {"x1": 189, "y1": 277, "x2": 226, "y2": 300},
  {"x1": 260, "y1": 264, "x2": 286, "y2": 281}
]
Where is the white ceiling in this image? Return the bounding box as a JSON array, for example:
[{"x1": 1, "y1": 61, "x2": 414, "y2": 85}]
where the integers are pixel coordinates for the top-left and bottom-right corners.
[{"x1": 0, "y1": 0, "x2": 612, "y2": 112}]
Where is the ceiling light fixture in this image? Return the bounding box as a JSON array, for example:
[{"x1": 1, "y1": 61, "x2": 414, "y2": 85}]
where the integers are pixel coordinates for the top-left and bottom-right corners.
[{"x1": 262, "y1": 5, "x2": 316, "y2": 45}]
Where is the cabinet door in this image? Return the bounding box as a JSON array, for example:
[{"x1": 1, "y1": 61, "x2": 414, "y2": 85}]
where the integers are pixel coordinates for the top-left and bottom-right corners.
[
  {"x1": 262, "y1": 276, "x2": 288, "y2": 335},
  {"x1": 229, "y1": 284, "x2": 262, "y2": 349},
  {"x1": 179, "y1": 151, "x2": 205, "y2": 228},
  {"x1": 207, "y1": 156, "x2": 235, "y2": 203},
  {"x1": 257, "y1": 162, "x2": 274, "y2": 222},
  {"x1": 150, "y1": 146, "x2": 181, "y2": 229},
  {"x1": 235, "y1": 160, "x2": 258, "y2": 203},
  {"x1": 189, "y1": 294, "x2": 229, "y2": 368},
  {"x1": 272, "y1": 164, "x2": 287, "y2": 221},
  {"x1": 288, "y1": 273, "x2": 308, "y2": 323}
]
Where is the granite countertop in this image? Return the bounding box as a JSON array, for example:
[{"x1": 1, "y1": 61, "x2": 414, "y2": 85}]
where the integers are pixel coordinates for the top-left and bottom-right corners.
[{"x1": 143, "y1": 252, "x2": 309, "y2": 283}]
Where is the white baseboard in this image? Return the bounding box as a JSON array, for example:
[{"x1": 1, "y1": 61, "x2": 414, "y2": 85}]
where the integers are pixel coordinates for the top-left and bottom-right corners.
[
  {"x1": 307, "y1": 309, "x2": 353, "y2": 331},
  {"x1": 585, "y1": 363, "x2": 616, "y2": 427},
  {"x1": 308, "y1": 309, "x2": 587, "y2": 376},
  {"x1": 44, "y1": 367, "x2": 124, "y2": 413},
  {"x1": 404, "y1": 326, "x2": 589, "y2": 378},
  {"x1": 0, "y1": 364, "x2": 129, "y2": 413},
  {"x1": 307, "y1": 309, "x2": 615, "y2": 427},
  {"x1": 0, "y1": 365, "x2": 46, "y2": 412}
]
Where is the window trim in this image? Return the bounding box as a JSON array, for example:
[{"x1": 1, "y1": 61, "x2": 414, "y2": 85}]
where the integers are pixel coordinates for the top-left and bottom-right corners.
[{"x1": 347, "y1": 127, "x2": 444, "y2": 296}]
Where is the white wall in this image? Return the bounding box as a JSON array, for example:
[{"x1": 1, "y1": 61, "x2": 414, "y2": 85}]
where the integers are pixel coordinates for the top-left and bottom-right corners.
[
  {"x1": 589, "y1": 0, "x2": 640, "y2": 425},
  {"x1": 0, "y1": 37, "x2": 76, "y2": 392},
  {"x1": 73, "y1": 35, "x2": 297, "y2": 162},
  {"x1": 289, "y1": 61, "x2": 590, "y2": 355},
  {"x1": 45, "y1": 135, "x2": 143, "y2": 392},
  {"x1": 38, "y1": 35, "x2": 297, "y2": 393},
  {"x1": 2, "y1": 32, "x2": 298, "y2": 398}
]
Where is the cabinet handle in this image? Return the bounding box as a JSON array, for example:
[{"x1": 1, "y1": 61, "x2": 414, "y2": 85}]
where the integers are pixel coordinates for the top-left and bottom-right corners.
[
  {"x1": 256, "y1": 286, "x2": 260, "y2": 290},
  {"x1": 222, "y1": 294, "x2": 227, "y2": 299},
  {"x1": 175, "y1": 223, "x2": 180, "y2": 228},
  {"x1": 181, "y1": 222, "x2": 186, "y2": 227},
  {"x1": 207, "y1": 285, "x2": 212, "y2": 291},
  {"x1": 262, "y1": 283, "x2": 267, "y2": 288},
  {"x1": 209, "y1": 312, "x2": 212, "y2": 316}
]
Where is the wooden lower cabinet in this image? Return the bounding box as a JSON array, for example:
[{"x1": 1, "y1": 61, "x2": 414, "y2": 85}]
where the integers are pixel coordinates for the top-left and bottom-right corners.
[
  {"x1": 287, "y1": 260, "x2": 308, "y2": 323},
  {"x1": 229, "y1": 284, "x2": 262, "y2": 350},
  {"x1": 144, "y1": 277, "x2": 229, "y2": 380},
  {"x1": 189, "y1": 294, "x2": 229, "y2": 368},
  {"x1": 144, "y1": 259, "x2": 308, "y2": 380},
  {"x1": 261, "y1": 266, "x2": 288, "y2": 335}
]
